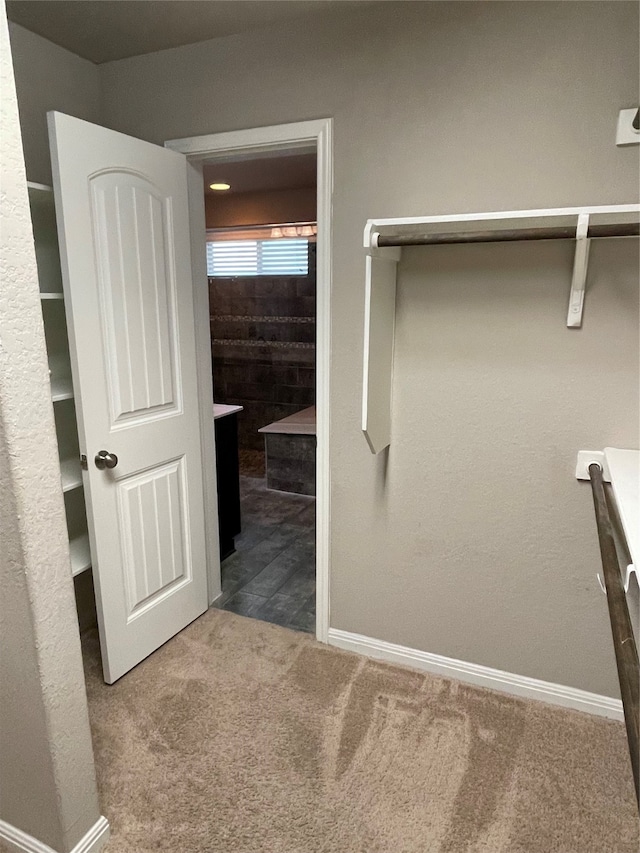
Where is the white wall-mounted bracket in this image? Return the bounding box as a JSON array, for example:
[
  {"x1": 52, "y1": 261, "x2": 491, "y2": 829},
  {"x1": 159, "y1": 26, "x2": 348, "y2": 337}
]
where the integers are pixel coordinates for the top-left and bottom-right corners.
[
  {"x1": 616, "y1": 107, "x2": 640, "y2": 146},
  {"x1": 596, "y1": 564, "x2": 638, "y2": 596},
  {"x1": 566, "y1": 214, "x2": 591, "y2": 328},
  {"x1": 575, "y1": 449, "x2": 610, "y2": 482},
  {"x1": 361, "y1": 246, "x2": 401, "y2": 454}
]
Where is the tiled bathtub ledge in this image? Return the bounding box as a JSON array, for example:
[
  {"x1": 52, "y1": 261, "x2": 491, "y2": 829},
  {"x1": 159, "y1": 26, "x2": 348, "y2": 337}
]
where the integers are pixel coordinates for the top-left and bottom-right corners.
[{"x1": 259, "y1": 406, "x2": 316, "y2": 495}]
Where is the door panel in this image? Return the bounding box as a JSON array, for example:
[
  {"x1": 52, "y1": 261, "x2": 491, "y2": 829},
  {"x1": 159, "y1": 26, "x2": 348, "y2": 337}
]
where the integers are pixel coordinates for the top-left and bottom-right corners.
[
  {"x1": 118, "y1": 457, "x2": 190, "y2": 617},
  {"x1": 92, "y1": 174, "x2": 178, "y2": 422},
  {"x1": 48, "y1": 112, "x2": 208, "y2": 682}
]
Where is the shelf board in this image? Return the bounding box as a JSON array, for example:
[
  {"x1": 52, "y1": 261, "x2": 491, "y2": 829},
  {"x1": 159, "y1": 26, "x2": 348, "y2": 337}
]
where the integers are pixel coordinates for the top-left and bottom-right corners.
[
  {"x1": 365, "y1": 203, "x2": 640, "y2": 246},
  {"x1": 69, "y1": 533, "x2": 91, "y2": 576},
  {"x1": 51, "y1": 376, "x2": 74, "y2": 402},
  {"x1": 60, "y1": 458, "x2": 83, "y2": 493},
  {"x1": 40, "y1": 292, "x2": 64, "y2": 300},
  {"x1": 27, "y1": 181, "x2": 53, "y2": 194}
]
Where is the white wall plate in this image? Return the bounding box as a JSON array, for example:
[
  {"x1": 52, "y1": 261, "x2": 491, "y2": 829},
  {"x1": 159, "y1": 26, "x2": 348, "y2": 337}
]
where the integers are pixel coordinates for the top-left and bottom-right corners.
[
  {"x1": 575, "y1": 450, "x2": 611, "y2": 481},
  {"x1": 616, "y1": 107, "x2": 640, "y2": 146}
]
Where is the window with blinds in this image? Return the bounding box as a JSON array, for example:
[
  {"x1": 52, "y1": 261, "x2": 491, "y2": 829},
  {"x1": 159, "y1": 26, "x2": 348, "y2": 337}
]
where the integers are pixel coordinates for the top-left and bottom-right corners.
[{"x1": 206, "y1": 236, "x2": 309, "y2": 277}]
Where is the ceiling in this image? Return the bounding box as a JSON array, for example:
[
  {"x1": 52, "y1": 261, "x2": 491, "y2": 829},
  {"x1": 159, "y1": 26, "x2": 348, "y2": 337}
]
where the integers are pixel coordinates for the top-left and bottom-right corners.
[
  {"x1": 203, "y1": 153, "x2": 316, "y2": 195},
  {"x1": 6, "y1": 0, "x2": 369, "y2": 64}
]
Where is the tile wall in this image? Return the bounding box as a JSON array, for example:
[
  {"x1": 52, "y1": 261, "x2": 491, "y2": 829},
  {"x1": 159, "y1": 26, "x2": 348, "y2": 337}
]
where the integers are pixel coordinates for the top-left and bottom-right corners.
[{"x1": 209, "y1": 244, "x2": 316, "y2": 451}]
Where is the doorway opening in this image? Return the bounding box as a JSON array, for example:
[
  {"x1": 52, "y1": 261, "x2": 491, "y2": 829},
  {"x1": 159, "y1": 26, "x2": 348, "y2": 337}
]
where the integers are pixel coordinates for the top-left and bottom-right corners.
[
  {"x1": 204, "y1": 152, "x2": 317, "y2": 633},
  {"x1": 167, "y1": 118, "x2": 332, "y2": 644}
]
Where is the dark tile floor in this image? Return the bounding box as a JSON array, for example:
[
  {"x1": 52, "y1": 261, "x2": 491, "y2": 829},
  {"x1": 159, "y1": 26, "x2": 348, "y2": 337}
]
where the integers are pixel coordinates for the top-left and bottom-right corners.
[{"x1": 214, "y1": 474, "x2": 316, "y2": 634}]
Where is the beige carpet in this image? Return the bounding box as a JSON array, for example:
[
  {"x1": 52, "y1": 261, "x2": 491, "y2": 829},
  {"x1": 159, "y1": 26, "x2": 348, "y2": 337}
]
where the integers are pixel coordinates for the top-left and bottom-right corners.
[{"x1": 83, "y1": 609, "x2": 639, "y2": 853}]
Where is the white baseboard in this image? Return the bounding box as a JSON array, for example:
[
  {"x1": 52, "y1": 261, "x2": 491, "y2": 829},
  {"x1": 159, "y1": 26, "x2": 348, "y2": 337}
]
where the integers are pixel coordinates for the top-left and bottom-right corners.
[
  {"x1": 0, "y1": 816, "x2": 109, "y2": 853},
  {"x1": 328, "y1": 628, "x2": 623, "y2": 720}
]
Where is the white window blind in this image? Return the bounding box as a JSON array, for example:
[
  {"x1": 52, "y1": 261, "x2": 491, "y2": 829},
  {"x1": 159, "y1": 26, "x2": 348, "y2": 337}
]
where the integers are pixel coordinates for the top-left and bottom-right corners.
[{"x1": 206, "y1": 237, "x2": 309, "y2": 277}]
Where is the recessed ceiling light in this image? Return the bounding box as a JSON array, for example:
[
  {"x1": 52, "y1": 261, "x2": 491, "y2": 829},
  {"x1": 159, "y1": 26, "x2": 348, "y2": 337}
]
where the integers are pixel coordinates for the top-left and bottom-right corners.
[{"x1": 210, "y1": 182, "x2": 231, "y2": 191}]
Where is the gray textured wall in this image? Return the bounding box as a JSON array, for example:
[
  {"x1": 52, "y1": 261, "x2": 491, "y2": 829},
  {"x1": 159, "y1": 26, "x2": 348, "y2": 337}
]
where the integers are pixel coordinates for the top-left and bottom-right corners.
[
  {"x1": 9, "y1": 22, "x2": 101, "y2": 184},
  {"x1": 8, "y1": 2, "x2": 639, "y2": 699},
  {"x1": 98, "y1": 1, "x2": 639, "y2": 697}
]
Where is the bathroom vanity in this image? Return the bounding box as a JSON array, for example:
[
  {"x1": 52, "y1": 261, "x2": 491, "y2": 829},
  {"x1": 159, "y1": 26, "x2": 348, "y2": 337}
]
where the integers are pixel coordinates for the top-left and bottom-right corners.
[{"x1": 214, "y1": 404, "x2": 243, "y2": 559}]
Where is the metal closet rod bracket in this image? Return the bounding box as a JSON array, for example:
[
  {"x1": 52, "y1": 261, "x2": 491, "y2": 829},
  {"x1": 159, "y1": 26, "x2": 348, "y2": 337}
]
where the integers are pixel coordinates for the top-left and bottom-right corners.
[{"x1": 566, "y1": 213, "x2": 591, "y2": 328}]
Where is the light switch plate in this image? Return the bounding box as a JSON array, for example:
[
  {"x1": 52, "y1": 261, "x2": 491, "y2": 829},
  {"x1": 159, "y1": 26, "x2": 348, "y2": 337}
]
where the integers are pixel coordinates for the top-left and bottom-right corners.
[{"x1": 616, "y1": 107, "x2": 640, "y2": 146}]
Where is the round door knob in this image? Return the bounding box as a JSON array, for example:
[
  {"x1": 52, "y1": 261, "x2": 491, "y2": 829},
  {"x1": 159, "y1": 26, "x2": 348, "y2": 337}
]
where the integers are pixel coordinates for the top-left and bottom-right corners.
[{"x1": 95, "y1": 450, "x2": 118, "y2": 470}]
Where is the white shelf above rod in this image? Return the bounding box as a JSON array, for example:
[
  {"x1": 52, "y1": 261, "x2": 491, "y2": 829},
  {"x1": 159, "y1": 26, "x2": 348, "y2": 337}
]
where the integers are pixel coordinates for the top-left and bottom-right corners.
[
  {"x1": 575, "y1": 448, "x2": 639, "y2": 594},
  {"x1": 362, "y1": 205, "x2": 640, "y2": 454}
]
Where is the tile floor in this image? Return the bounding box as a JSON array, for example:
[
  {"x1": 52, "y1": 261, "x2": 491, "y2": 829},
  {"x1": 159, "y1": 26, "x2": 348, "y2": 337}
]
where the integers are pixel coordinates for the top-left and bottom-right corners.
[{"x1": 214, "y1": 473, "x2": 316, "y2": 634}]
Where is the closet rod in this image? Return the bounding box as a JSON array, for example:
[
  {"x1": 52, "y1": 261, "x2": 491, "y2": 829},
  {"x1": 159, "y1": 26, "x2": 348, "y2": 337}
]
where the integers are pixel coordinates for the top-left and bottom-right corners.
[
  {"x1": 588, "y1": 462, "x2": 639, "y2": 810},
  {"x1": 375, "y1": 222, "x2": 640, "y2": 247}
]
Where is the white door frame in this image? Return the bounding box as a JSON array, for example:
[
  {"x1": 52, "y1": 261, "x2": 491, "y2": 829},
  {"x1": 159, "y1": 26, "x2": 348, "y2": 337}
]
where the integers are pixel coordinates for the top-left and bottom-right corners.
[{"x1": 166, "y1": 119, "x2": 332, "y2": 643}]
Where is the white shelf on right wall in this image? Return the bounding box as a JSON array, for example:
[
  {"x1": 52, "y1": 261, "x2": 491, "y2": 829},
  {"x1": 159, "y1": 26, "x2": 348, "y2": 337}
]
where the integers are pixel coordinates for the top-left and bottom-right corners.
[{"x1": 604, "y1": 448, "x2": 639, "y2": 578}]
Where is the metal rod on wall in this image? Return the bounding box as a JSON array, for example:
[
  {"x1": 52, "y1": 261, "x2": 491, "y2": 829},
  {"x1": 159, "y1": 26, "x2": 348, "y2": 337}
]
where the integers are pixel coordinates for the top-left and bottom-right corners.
[
  {"x1": 375, "y1": 222, "x2": 640, "y2": 247},
  {"x1": 588, "y1": 462, "x2": 639, "y2": 810}
]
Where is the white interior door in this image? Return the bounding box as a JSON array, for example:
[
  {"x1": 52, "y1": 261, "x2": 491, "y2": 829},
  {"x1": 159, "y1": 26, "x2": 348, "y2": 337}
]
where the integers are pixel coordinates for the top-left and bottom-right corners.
[{"x1": 48, "y1": 111, "x2": 210, "y2": 683}]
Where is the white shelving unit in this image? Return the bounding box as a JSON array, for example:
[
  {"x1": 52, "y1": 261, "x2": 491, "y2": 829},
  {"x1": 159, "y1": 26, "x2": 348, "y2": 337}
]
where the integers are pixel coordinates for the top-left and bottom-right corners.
[
  {"x1": 363, "y1": 204, "x2": 640, "y2": 454},
  {"x1": 28, "y1": 182, "x2": 92, "y2": 578}
]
